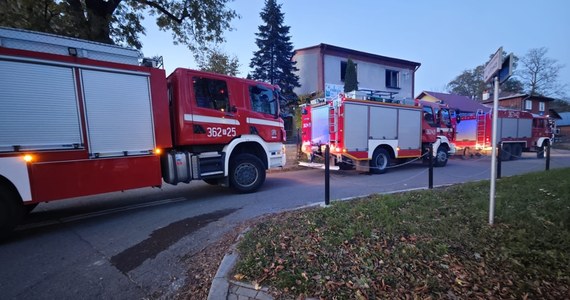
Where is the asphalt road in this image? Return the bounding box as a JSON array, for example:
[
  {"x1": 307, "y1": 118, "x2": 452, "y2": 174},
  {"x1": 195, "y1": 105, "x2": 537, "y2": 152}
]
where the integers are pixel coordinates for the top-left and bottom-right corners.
[{"x1": 1, "y1": 149, "x2": 570, "y2": 299}]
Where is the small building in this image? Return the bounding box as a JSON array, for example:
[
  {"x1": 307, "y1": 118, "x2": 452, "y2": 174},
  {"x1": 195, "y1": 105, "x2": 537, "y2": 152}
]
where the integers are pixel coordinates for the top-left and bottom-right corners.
[
  {"x1": 482, "y1": 94, "x2": 555, "y2": 116},
  {"x1": 416, "y1": 91, "x2": 489, "y2": 114},
  {"x1": 293, "y1": 44, "x2": 420, "y2": 103}
]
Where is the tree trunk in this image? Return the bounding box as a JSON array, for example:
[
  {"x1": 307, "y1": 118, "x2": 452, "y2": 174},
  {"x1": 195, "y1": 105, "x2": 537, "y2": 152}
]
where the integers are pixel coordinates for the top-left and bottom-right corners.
[{"x1": 84, "y1": 0, "x2": 121, "y2": 44}]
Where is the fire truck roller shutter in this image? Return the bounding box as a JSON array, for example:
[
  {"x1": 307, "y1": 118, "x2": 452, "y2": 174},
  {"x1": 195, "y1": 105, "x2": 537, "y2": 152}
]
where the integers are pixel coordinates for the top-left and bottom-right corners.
[
  {"x1": 81, "y1": 69, "x2": 155, "y2": 157},
  {"x1": 0, "y1": 60, "x2": 82, "y2": 152}
]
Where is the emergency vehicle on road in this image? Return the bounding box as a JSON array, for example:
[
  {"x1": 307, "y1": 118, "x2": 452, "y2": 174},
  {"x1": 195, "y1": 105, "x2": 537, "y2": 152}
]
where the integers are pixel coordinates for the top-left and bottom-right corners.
[
  {"x1": 0, "y1": 27, "x2": 286, "y2": 236},
  {"x1": 300, "y1": 91, "x2": 457, "y2": 173},
  {"x1": 455, "y1": 109, "x2": 553, "y2": 160}
]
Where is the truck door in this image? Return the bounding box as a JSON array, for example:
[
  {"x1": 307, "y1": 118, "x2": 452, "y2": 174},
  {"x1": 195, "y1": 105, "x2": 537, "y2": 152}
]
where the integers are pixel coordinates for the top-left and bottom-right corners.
[
  {"x1": 247, "y1": 85, "x2": 282, "y2": 142},
  {"x1": 186, "y1": 75, "x2": 239, "y2": 145}
]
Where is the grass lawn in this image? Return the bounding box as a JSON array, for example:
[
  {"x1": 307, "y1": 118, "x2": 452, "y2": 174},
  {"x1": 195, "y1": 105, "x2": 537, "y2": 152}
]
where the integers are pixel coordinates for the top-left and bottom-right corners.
[{"x1": 233, "y1": 168, "x2": 570, "y2": 299}]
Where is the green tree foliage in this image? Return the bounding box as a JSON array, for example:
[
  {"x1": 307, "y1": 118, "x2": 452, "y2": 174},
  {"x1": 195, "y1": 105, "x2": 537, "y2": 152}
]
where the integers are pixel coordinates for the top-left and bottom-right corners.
[
  {"x1": 447, "y1": 52, "x2": 524, "y2": 100},
  {"x1": 519, "y1": 47, "x2": 566, "y2": 97},
  {"x1": 195, "y1": 47, "x2": 240, "y2": 76},
  {"x1": 447, "y1": 66, "x2": 486, "y2": 99},
  {"x1": 0, "y1": 0, "x2": 237, "y2": 50},
  {"x1": 249, "y1": 0, "x2": 300, "y2": 115},
  {"x1": 343, "y1": 59, "x2": 358, "y2": 92}
]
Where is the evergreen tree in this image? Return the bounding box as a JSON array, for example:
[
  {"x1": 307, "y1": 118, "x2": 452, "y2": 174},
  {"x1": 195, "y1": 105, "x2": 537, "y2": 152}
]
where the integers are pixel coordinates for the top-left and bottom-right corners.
[
  {"x1": 249, "y1": 0, "x2": 300, "y2": 115},
  {"x1": 344, "y1": 59, "x2": 358, "y2": 92}
]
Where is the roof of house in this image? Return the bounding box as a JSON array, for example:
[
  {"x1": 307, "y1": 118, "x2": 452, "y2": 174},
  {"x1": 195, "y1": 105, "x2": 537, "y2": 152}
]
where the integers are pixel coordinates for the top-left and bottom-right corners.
[
  {"x1": 557, "y1": 112, "x2": 570, "y2": 126},
  {"x1": 482, "y1": 94, "x2": 556, "y2": 104},
  {"x1": 417, "y1": 91, "x2": 489, "y2": 113},
  {"x1": 294, "y1": 43, "x2": 421, "y2": 69}
]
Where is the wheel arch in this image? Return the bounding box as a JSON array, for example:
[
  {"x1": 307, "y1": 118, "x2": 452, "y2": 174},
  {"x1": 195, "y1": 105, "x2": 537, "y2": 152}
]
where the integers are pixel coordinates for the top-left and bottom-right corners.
[
  {"x1": 0, "y1": 157, "x2": 32, "y2": 202},
  {"x1": 368, "y1": 141, "x2": 397, "y2": 160},
  {"x1": 0, "y1": 175, "x2": 22, "y2": 203},
  {"x1": 537, "y1": 137, "x2": 551, "y2": 148},
  {"x1": 223, "y1": 135, "x2": 269, "y2": 176}
]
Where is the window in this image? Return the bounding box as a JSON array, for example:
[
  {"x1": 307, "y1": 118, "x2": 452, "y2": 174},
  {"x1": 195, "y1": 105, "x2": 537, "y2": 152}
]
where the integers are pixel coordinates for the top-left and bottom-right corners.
[
  {"x1": 192, "y1": 77, "x2": 229, "y2": 111},
  {"x1": 524, "y1": 100, "x2": 532, "y2": 110},
  {"x1": 386, "y1": 69, "x2": 399, "y2": 88},
  {"x1": 249, "y1": 85, "x2": 278, "y2": 115},
  {"x1": 533, "y1": 118, "x2": 545, "y2": 128},
  {"x1": 539, "y1": 101, "x2": 545, "y2": 112},
  {"x1": 340, "y1": 61, "x2": 347, "y2": 81},
  {"x1": 423, "y1": 106, "x2": 435, "y2": 126},
  {"x1": 441, "y1": 108, "x2": 451, "y2": 126},
  {"x1": 340, "y1": 61, "x2": 357, "y2": 82}
]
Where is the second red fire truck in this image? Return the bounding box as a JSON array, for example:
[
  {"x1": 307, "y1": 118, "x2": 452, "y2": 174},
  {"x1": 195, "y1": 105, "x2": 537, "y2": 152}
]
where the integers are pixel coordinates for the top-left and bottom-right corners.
[
  {"x1": 455, "y1": 109, "x2": 553, "y2": 160},
  {"x1": 301, "y1": 91, "x2": 458, "y2": 173},
  {"x1": 0, "y1": 27, "x2": 286, "y2": 235}
]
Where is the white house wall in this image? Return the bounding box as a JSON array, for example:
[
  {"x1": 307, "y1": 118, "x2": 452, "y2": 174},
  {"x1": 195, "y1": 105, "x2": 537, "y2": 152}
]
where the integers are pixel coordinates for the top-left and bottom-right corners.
[
  {"x1": 323, "y1": 55, "x2": 414, "y2": 102},
  {"x1": 293, "y1": 51, "x2": 319, "y2": 95}
]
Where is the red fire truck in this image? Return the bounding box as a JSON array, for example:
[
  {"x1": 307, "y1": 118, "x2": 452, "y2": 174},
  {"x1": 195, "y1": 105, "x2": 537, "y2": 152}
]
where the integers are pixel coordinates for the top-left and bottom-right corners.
[
  {"x1": 0, "y1": 27, "x2": 286, "y2": 235},
  {"x1": 455, "y1": 109, "x2": 553, "y2": 160},
  {"x1": 300, "y1": 92, "x2": 457, "y2": 173}
]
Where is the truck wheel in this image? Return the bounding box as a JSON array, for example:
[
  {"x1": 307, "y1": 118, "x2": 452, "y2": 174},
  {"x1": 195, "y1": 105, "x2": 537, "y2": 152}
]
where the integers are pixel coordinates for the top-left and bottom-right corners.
[
  {"x1": 500, "y1": 144, "x2": 511, "y2": 161},
  {"x1": 0, "y1": 185, "x2": 24, "y2": 239},
  {"x1": 370, "y1": 148, "x2": 389, "y2": 174},
  {"x1": 461, "y1": 148, "x2": 472, "y2": 160},
  {"x1": 229, "y1": 154, "x2": 266, "y2": 193},
  {"x1": 434, "y1": 146, "x2": 448, "y2": 167},
  {"x1": 511, "y1": 144, "x2": 522, "y2": 160}
]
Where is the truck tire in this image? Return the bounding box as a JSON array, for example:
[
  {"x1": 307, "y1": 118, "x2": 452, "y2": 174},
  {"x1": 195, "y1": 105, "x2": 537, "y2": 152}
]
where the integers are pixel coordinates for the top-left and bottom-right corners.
[
  {"x1": 511, "y1": 144, "x2": 522, "y2": 160},
  {"x1": 434, "y1": 146, "x2": 448, "y2": 167},
  {"x1": 461, "y1": 147, "x2": 472, "y2": 160},
  {"x1": 229, "y1": 154, "x2": 266, "y2": 193},
  {"x1": 0, "y1": 185, "x2": 24, "y2": 239},
  {"x1": 500, "y1": 144, "x2": 511, "y2": 161},
  {"x1": 370, "y1": 148, "x2": 389, "y2": 174}
]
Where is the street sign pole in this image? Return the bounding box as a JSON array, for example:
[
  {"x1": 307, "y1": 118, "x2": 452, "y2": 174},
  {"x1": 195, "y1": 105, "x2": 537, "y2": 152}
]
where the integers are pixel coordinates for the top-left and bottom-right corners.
[
  {"x1": 484, "y1": 47, "x2": 503, "y2": 226},
  {"x1": 489, "y1": 75, "x2": 499, "y2": 225}
]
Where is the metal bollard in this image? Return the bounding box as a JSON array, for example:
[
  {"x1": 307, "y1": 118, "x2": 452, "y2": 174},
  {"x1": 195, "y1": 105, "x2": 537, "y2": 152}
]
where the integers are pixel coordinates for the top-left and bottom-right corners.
[
  {"x1": 497, "y1": 143, "x2": 502, "y2": 179},
  {"x1": 325, "y1": 145, "x2": 330, "y2": 205},
  {"x1": 428, "y1": 144, "x2": 433, "y2": 189},
  {"x1": 546, "y1": 144, "x2": 550, "y2": 171}
]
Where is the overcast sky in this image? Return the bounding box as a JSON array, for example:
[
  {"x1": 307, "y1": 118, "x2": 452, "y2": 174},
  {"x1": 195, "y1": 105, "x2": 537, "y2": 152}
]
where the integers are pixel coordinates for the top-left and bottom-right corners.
[{"x1": 140, "y1": 0, "x2": 570, "y2": 97}]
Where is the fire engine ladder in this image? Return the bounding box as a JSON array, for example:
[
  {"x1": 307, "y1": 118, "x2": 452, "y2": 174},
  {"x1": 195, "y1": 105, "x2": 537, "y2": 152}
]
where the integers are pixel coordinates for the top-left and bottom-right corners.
[
  {"x1": 476, "y1": 109, "x2": 486, "y2": 148},
  {"x1": 329, "y1": 102, "x2": 339, "y2": 145}
]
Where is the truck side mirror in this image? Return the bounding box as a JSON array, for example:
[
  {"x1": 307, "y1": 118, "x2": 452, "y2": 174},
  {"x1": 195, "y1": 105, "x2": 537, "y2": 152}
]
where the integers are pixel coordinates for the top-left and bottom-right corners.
[{"x1": 231, "y1": 105, "x2": 237, "y2": 113}]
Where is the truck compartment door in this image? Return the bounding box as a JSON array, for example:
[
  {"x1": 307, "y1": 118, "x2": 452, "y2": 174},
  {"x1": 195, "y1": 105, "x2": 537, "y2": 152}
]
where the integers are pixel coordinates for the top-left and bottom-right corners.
[
  {"x1": 81, "y1": 70, "x2": 155, "y2": 157},
  {"x1": 0, "y1": 60, "x2": 82, "y2": 152},
  {"x1": 344, "y1": 103, "x2": 368, "y2": 150},
  {"x1": 398, "y1": 109, "x2": 421, "y2": 150},
  {"x1": 369, "y1": 106, "x2": 397, "y2": 139}
]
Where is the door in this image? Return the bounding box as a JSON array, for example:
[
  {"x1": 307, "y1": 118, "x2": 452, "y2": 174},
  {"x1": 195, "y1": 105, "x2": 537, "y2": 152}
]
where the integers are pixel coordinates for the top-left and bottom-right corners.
[{"x1": 184, "y1": 75, "x2": 239, "y2": 145}]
